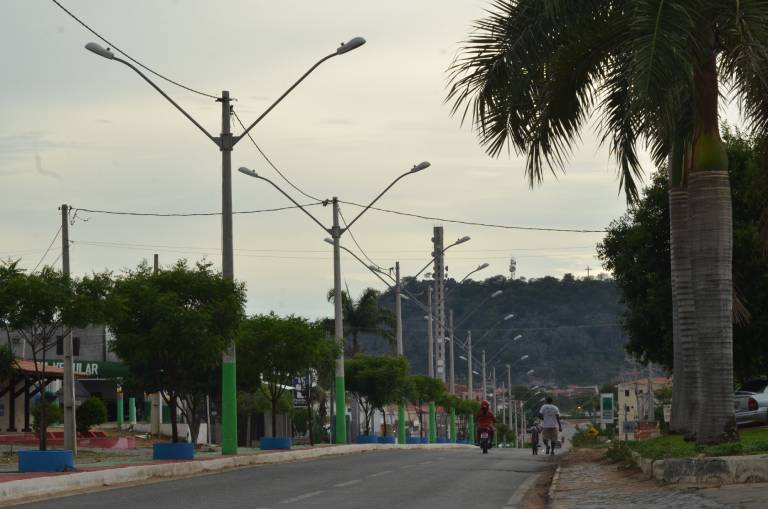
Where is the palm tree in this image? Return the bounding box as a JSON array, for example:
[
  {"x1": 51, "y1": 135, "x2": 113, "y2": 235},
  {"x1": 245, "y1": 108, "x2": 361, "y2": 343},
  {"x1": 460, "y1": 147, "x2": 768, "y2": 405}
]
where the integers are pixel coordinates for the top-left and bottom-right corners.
[
  {"x1": 327, "y1": 287, "x2": 395, "y2": 355},
  {"x1": 447, "y1": 0, "x2": 768, "y2": 444}
]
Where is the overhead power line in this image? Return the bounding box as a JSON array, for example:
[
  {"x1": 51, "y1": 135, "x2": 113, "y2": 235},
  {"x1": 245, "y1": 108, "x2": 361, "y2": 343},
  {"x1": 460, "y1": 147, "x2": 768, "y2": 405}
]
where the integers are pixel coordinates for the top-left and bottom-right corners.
[
  {"x1": 232, "y1": 109, "x2": 323, "y2": 202},
  {"x1": 71, "y1": 203, "x2": 322, "y2": 217},
  {"x1": 50, "y1": 0, "x2": 218, "y2": 99},
  {"x1": 31, "y1": 225, "x2": 62, "y2": 273},
  {"x1": 338, "y1": 200, "x2": 607, "y2": 233},
  {"x1": 338, "y1": 206, "x2": 384, "y2": 270}
]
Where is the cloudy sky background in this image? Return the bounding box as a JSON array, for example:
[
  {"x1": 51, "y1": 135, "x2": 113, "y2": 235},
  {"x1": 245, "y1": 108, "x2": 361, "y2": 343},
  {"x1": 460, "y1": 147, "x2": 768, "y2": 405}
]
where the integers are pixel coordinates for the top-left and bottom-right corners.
[{"x1": 0, "y1": 1, "x2": 742, "y2": 319}]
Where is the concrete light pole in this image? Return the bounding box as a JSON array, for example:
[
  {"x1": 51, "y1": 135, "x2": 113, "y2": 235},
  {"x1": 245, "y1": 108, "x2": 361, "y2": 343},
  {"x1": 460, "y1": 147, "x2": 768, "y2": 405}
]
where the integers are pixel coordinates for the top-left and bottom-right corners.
[
  {"x1": 241, "y1": 162, "x2": 429, "y2": 445},
  {"x1": 467, "y1": 331, "x2": 473, "y2": 400},
  {"x1": 60, "y1": 204, "x2": 75, "y2": 455},
  {"x1": 86, "y1": 37, "x2": 365, "y2": 454},
  {"x1": 395, "y1": 262, "x2": 406, "y2": 445}
]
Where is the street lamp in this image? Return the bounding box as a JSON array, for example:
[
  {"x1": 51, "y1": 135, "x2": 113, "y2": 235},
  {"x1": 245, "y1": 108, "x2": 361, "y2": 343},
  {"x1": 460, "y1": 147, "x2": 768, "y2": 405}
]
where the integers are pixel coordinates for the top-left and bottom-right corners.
[
  {"x1": 240, "y1": 162, "x2": 428, "y2": 444},
  {"x1": 86, "y1": 36, "x2": 365, "y2": 456}
]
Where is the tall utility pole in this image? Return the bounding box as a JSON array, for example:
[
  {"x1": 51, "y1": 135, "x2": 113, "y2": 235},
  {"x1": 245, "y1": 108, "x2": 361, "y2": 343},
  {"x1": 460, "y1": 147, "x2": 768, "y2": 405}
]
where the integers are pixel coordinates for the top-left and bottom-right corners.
[
  {"x1": 432, "y1": 227, "x2": 446, "y2": 382},
  {"x1": 427, "y1": 287, "x2": 434, "y2": 378},
  {"x1": 492, "y1": 368, "x2": 497, "y2": 413},
  {"x1": 646, "y1": 362, "x2": 654, "y2": 421},
  {"x1": 331, "y1": 197, "x2": 347, "y2": 444},
  {"x1": 481, "y1": 350, "x2": 487, "y2": 401},
  {"x1": 61, "y1": 204, "x2": 76, "y2": 455},
  {"x1": 395, "y1": 262, "x2": 406, "y2": 445},
  {"x1": 506, "y1": 364, "x2": 512, "y2": 430},
  {"x1": 449, "y1": 310, "x2": 455, "y2": 394},
  {"x1": 467, "y1": 331, "x2": 473, "y2": 400},
  {"x1": 150, "y1": 254, "x2": 162, "y2": 437}
]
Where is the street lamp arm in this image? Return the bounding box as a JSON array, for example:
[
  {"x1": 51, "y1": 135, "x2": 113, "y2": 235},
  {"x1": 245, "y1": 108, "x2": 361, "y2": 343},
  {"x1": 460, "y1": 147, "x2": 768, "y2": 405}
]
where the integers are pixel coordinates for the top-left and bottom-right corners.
[
  {"x1": 411, "y1": 235, "x2": 467, "y2": 280},
  {"x1": 233, "y1": 52, "x2": 338, "y2": 146},
  {"x1": 239, "y1": 168, "x2": 329, "y2": 234},
  {"x1": 343, "y1": 169, "x2": 415, "y2": 231},
  {"x1": 110, "y1": 55, "x2": 218, "y2": 145},
  {"x1": 337, "y1": 243, "x2": 393, "y2": 289}
]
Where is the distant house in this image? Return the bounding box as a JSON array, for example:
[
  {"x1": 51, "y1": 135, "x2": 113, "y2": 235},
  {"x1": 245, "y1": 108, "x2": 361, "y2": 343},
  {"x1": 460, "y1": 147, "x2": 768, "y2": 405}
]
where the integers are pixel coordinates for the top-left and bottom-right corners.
[{"x1": 616, "y1": 376, "x2": 671, "y2": 440}]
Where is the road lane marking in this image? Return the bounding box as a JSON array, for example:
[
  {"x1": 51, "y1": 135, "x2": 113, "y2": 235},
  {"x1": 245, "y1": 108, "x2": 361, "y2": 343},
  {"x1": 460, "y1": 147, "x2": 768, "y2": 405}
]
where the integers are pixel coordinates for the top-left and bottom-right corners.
[
  {"x1": 281, "y1": 490, "x2": 324, "y2": 504},
  {"x1": 368, "y1": 470, "x2": 393, "y2": 478},
  {"x1": 334, "y1": 479, "x2": 361, "y2": 488},
  {"x1": 502, "y1": 473, "x2": 541, "y2": 509},
  {"x1": 401, "y1": 464, "x2": 419, "y2": 469}
]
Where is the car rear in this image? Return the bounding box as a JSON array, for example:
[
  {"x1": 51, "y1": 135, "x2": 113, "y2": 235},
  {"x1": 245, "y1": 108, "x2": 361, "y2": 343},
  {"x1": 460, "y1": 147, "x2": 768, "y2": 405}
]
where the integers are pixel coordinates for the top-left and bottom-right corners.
[{"x1": 735, "y1": 380, "x2": 768, "y2": 427}]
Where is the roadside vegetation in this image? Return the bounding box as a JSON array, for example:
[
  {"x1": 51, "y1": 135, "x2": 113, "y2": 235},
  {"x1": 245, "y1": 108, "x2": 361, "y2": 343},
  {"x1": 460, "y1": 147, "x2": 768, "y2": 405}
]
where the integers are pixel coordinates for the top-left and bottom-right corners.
[{"x1": 630, "y1": 428, "x2": 768, "y2": 460}]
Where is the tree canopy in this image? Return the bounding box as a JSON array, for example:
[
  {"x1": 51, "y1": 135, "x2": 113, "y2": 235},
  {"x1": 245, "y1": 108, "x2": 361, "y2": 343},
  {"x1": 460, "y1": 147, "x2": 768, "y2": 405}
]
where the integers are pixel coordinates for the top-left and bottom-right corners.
[
  {"x1": 345, "y1": 354, "x2": 408, "y2": 435},
  {"x1": 106, "y1": 260, "x2": 245, "y2": 443}
]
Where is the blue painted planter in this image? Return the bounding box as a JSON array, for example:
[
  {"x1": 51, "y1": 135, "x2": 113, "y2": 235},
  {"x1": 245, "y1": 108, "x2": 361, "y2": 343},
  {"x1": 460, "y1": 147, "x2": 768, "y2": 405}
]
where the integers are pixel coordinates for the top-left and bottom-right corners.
[
  {"x1": 18, "y1": 450, "x2": 75, "y2": 472},
  {"x1": 377, "y1": 436, "x2": 396, "y2": 444},
  {"x1": 153, "y1": 442, "x2": 195, "y2": 460},
  {"x1": 436, "y1": 437, "x2": 449, "y2": 444},
  {"x1": 260, "y1": 437, "x2": 292, "y2": 450},
  {"x1": 406, "y1": 436, "x2": 423, "y2": 444},
  {"x1": 355, "y1": 435, "x2": 379, "y2": 444}
]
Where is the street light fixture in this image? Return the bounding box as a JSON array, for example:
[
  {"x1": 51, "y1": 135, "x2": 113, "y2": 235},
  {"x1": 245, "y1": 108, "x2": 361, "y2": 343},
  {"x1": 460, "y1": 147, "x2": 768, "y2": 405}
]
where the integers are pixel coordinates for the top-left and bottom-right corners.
[
  {"x1": 85, "y1": 35, "x2": 365, "y2": 455},
  {"x1": 240, "y1": 161, "x2": 428, "y2": 444}
]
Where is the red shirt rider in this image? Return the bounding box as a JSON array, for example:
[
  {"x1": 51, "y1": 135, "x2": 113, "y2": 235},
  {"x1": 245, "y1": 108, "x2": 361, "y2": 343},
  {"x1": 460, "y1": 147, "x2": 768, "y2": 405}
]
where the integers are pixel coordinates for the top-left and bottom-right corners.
[{"x1": 475, "y1": 400, "x2": 496, "y2": 430}]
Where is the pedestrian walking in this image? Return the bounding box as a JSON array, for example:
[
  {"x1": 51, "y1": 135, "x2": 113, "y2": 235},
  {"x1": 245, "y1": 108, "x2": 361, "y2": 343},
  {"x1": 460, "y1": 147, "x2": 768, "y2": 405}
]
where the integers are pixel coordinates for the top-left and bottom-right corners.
[
  {"x1": 528, "y1": 420, "x2": 542, "y2": 455},
  {"x1": 538, "y1": 396, "x2": 562, "y2": 455}
]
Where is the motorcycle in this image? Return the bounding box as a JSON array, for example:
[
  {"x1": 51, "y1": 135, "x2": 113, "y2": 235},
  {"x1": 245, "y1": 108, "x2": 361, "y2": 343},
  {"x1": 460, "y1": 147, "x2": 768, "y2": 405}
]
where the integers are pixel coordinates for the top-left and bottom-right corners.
[{"x1": 478, "y1": 427, "x2": 492, "y2": 454}]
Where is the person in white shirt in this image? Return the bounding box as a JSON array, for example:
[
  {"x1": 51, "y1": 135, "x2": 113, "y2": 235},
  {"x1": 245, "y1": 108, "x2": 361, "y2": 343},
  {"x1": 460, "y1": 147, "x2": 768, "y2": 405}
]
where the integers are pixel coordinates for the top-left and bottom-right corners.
[{"x1": 538, "y1": 397, "x2": 562, "y2": 455}]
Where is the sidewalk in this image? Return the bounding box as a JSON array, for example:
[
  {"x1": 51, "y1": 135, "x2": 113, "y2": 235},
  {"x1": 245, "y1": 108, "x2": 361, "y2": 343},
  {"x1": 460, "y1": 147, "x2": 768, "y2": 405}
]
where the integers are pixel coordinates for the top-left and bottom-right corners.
[
  {"x1": 549, "y1": 449, "x2": 768, "y2": 509},
  {"x1": 0, "y1": 443, "x2": 470, "y2": 506}
]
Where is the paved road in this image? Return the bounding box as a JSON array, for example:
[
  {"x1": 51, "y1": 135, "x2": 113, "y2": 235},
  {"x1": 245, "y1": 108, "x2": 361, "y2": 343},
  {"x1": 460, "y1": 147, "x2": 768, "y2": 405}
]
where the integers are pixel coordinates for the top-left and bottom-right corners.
[{"x1": 16, "y1": 447, "x2": 554, "y2": 509}]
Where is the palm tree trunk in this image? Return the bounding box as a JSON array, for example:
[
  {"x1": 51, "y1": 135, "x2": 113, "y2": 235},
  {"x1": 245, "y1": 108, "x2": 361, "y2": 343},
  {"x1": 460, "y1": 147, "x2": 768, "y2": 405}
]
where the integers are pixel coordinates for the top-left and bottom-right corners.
[
  {"x1": 689, "y1": 50, "x2": 737, "y2": 444},
  {"x1": 668, "y1": 146, "x2": 699, "y2": 436}
]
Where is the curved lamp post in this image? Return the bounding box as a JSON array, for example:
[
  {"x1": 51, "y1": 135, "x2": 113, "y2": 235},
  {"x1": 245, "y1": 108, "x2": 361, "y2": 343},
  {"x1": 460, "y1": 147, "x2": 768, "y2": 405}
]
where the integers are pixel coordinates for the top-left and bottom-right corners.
[
  {"x1": 239, "y1": 161, "x2": 428, "y2": 444},
  {"x1": 85, "y1": 36, "x2": 365, "y2": 456}
]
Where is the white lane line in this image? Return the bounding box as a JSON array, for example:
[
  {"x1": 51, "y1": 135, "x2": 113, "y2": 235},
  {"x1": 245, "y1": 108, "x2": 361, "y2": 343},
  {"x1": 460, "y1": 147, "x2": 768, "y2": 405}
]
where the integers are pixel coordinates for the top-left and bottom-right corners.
[
  {"x1": 419, "y1": 460, "x2": 435, "y2": 465},
  {"x1": 401, "y1": 464, "x2": 419, "y2": 469},
  {"x1": 334, "y1": 479, "x2": 362, "y2": 488},
  {"x1": 368, "y1": 470, "x2": 393, "y2": 478},
  {"x1": 281, "y1": 490, "x2": 324, "y2": 504}
]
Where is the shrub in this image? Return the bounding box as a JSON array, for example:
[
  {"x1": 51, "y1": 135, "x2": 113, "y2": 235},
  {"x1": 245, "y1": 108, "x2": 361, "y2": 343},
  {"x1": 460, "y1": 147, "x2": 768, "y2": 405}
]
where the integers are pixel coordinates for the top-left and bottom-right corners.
[
  {"x1": 31, "y1": 400, "x2": 62, "y2": 431},
  {"x1": 606, "y1": 440, "x2": 634, "y2": 465},
  {"x1": 77, "y1": 397, "x2": 107, "y2": 433}
]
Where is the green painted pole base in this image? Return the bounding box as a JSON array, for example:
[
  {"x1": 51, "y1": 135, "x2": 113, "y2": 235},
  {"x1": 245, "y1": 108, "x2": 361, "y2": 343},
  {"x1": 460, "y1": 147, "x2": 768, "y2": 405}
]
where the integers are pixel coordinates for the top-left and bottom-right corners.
[
  {"x1": 398, "y1": 401, "x2": 407, "y2": 445},
  {"x1": 450, "y1": 407, "x2": 457, "y2": 443},
  {"x1": 116, "y1": 395, "x2": 124, "y2": 429},
  {"x1": 428, "y1": 401, "x2": 437, "y2": 444},
  {"x1": 222, "y1": 361, "x2": 237, "y2": 454},
  {"x1": 468, "y1": 417, "x2": 475, "y2": 445},
  {"x1": 128, "y1": 397, "x2": 136, "y2": 424},
  {"x1": 335, "y1": 376, "x2": 347, "y2": 444}
]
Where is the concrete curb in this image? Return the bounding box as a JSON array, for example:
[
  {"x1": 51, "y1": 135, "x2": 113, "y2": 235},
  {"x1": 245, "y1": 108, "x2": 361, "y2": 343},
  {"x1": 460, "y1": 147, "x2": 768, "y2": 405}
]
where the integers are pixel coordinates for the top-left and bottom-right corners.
[
  {"x1": 0, "y1": 443, "x2": 471, "y2": 505},
  {"x1": 546, "y1": 465, "x2": 561, "y2": 509},
  {"x1": 631, "y1": 451, "x2": 768, "y2": 486}
]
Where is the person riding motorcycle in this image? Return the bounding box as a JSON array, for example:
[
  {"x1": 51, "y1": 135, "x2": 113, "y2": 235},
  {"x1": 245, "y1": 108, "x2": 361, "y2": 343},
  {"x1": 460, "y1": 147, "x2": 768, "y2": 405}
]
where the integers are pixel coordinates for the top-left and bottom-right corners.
[{"x1": 475, "y1": 400, "x2": 496, "y2": 445}]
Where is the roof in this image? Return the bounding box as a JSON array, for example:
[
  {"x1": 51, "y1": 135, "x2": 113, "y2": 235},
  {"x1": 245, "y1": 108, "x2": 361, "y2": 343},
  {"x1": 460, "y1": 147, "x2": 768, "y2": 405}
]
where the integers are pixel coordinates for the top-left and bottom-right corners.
[
  {"x1": 14, "y1": 359, "x2": 86, "y2": 379},
  {"x1": 617, "y1": 376, "x2": 672, "y2": 387}
]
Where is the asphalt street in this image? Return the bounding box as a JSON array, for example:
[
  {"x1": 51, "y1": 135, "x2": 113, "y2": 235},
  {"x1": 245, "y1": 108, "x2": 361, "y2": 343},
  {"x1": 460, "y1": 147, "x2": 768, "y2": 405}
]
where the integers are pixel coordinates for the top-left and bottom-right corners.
[{"x1": 16, "y1": 447, "x2": 554, "y2": 509}]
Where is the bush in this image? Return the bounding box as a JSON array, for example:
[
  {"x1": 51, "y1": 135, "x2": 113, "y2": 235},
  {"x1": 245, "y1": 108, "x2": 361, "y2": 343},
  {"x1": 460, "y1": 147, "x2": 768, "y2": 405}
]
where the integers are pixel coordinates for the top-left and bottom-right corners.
[
  {"x1": 77, "y1": 397, "x2": 107, "y2": 433},
  {"x1": 31, "y1": 399, "x2": 62, "y2": 431},
  {"x1": 606, "y1": 440, "x2": 634, "y2": 465}
]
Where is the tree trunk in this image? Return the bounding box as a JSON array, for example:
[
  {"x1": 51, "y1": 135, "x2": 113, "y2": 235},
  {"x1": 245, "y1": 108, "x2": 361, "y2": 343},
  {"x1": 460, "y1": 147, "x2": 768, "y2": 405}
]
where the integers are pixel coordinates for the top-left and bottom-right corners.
[
  {"x1": 246, "y1": 413, "x2": 251, "y2": 447},
  {"x1": 669, "y1": 170, "x2": 699, "y2": 436},
  {"x1": 306, "y1": 373, "x2": 313, "y2": 446},
  {"x1": 381, "y1": 408, "x2": 387, "y2": 436},
  {"x1": 170, "y1": 394, "x2": 179, "y2": 443},
  {"x1": 39, "y1": 381, "x2": 48, "y2": 451},
  {"x1": 271, "y1": 398, "x2": 278, "y2": 438},
  {"x1": 689, "y1": 50, "x2": 737, "y2": 444}
]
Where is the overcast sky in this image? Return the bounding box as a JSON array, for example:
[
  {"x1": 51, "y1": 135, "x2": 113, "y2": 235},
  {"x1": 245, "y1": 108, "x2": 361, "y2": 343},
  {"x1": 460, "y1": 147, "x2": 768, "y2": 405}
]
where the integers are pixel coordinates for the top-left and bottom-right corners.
[{"x1": 1, "y1": 1, "x2": 726, "y2": 319}]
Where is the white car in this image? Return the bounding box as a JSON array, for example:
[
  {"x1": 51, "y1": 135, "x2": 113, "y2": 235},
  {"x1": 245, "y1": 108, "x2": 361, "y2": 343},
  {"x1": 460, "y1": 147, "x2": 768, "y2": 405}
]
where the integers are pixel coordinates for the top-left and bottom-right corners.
[{"x1": 735, "y1": 380, "x2": 768, "y2": 427}]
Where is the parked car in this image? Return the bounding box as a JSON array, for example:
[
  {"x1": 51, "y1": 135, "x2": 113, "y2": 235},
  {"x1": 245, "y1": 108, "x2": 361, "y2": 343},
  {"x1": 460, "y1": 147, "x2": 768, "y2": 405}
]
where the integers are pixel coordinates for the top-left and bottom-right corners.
[{"x1": 735, "y1": 379, "x2": 768, "y2": 427}]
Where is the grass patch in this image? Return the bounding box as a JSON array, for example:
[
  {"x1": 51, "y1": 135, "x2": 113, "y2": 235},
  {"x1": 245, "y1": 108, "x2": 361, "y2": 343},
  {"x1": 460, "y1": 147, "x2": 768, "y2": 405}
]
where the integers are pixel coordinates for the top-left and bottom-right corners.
[
  {"x1": 631, "y1": 428, "x2": 768, "y2": 459},
  {"x1": 571, "y1": 428, "x2": 609, "y2": 449}
]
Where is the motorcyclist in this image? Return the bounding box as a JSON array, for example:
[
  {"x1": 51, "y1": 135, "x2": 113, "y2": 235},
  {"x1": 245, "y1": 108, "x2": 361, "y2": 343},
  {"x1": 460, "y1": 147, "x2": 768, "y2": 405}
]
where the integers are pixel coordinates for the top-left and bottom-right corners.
[{"x1": 475, "y1": 399, "x2": 496, "y2": 446}]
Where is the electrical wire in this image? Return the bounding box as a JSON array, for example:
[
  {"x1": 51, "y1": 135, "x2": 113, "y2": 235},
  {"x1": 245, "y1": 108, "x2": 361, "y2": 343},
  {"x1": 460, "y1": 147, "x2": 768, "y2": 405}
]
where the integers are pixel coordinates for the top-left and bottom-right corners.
[
  {"x1": 337, "y1": 206, "x2": 384, "y2": 271},
  {"x1": 71, "y1": 203, "x2": 322, "y2": 217},
  {"x1": 232, "y1": 109, "x2": 323, "y2": 202},
  {"x1": 31, "y1": 225, "x2": 62, "y2": 273},
  {"x1": 50, "y1": 0, "x2": 218, "y2": 100},
  {"x1": 338, "y1": 200, "x2": 606, "y2": 233}
]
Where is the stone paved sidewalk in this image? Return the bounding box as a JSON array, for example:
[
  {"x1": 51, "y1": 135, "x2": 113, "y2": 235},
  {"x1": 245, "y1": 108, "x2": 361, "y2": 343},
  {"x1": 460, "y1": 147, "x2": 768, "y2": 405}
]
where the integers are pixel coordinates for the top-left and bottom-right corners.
[{"x1": 549, "y1": 449, "x2": 768, "y2": 509}]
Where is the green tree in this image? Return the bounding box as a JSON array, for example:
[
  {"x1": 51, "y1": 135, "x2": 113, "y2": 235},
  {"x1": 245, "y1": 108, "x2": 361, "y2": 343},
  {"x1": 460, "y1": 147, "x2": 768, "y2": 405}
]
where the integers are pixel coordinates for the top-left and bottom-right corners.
[
  {"x1": 327, "y1": 288, "x2": 395, "y2": 355},
  {"x1": 0, "y1": 264, "x2": 110, "y2": 450},
  {"x1": 238, "y1": 313, "x2": 338, "y2": 437},
  {"x1": 448, "y1": 0, "x2": 768, "y2": 444},
  {"x1": 345, "y1": 354, "x2": 408, "y2": 436},
  {"x1": 107, "y1": 260, "x2": 245, "y2": 444},
  {"x1": 406, "y1": 375, "x2": 447, "y2": 438},
  {"x1": 0, "y1": 344, "x2": 16, "y2": 385},
  {"x1": 77, "y1": 397, "x2": 107, "y2": 433}
]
